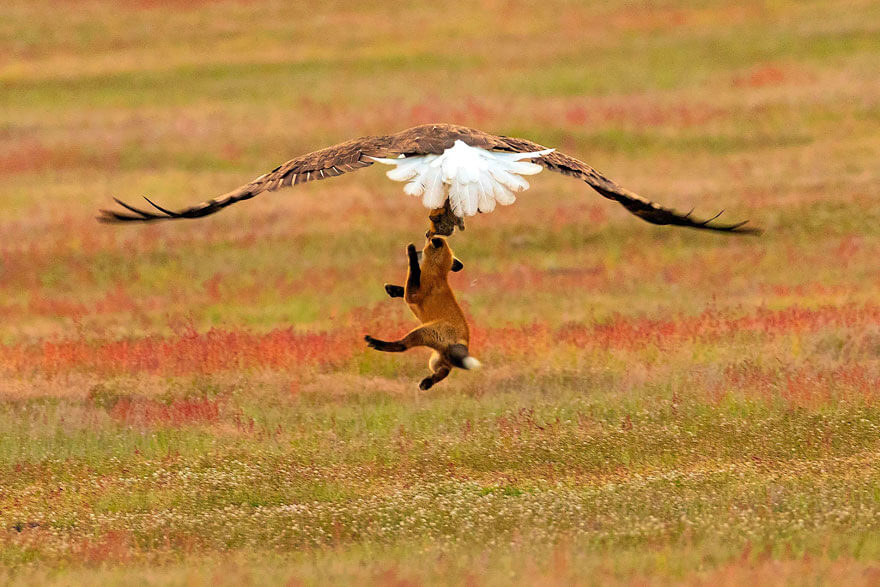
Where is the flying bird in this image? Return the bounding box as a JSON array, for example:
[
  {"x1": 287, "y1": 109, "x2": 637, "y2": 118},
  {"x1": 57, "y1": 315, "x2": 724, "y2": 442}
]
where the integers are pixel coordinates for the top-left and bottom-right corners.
[{"x1": 99, "y1": 123, "x2": 759, "y2": 236}]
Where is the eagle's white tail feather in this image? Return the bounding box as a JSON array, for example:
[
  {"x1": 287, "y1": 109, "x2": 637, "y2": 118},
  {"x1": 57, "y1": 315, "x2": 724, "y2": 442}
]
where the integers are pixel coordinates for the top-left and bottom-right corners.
[
  {"x1": 367, "y1": 155, "x2": 404, "y2": 165},
  {"x1": 422, "y1": 167, "x2": 446, "y2": 209},
  {"x1": 492, "y1": 181, "x2": 516, "y2": 206},
  {"x1": 403, "y1": 180, "x2": 423, "y2": 197},
  {"x1": 464, "y1": 182, "x2": 479, "y2": 216},
  {"x1": 447, "y1": 183, "x2": 463, "y2": 217},
  {"x1": 385, "y1": 164, "x2": 418, "y2": 182},
  {"x1": 493, "y1": 149, "x2": 555, "y2": 161},
  {"x1": 477, "y1": 174, "x2": 496, "y2": 212},
  {"x1": 488, "y1": 167, "x2": 530, "y2": 192},
  {"x1": 369, "y1": 141, "x2": 553, "y2": 217},
  {"x1": 507, "y1": 160, "x2": 544, "y2": 175}
]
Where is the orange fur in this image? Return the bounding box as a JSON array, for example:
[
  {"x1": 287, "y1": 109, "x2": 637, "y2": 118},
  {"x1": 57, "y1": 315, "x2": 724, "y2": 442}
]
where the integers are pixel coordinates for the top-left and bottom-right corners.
[{"x1": 365, "y1": 237, "x2": 479, "y2": 390}]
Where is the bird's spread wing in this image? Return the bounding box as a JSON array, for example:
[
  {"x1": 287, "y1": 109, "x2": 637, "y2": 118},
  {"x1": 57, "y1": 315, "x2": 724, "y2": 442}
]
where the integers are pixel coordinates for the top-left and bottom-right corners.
[
  {"x1": 497, "y1": 135, "x2": 760, "y2": 234},
  {"x1": 99, "y1": 123, "x2": 758, "y2": 233},
  {"x1": 97, "y1": 135, "x2": 407, "y2": 222}
]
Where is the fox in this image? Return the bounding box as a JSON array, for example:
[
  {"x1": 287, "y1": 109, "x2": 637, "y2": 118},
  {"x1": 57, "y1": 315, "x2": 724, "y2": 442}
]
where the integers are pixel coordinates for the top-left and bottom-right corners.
[{"x1": 365, "y1": 236, "x2": 481, "y2": 390}]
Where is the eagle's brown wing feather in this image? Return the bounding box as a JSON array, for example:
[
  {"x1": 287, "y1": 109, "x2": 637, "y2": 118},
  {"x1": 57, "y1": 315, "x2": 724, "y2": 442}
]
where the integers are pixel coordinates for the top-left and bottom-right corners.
[
  {"x1": 99, "y1": 123, "x2": 758, "y2": 233},
  {"x1": 98, "y1": 135, "x2": 404, "y2": 222},
  {"x1": 495, "y1": 135, "x2": 759, "y2": 234}
]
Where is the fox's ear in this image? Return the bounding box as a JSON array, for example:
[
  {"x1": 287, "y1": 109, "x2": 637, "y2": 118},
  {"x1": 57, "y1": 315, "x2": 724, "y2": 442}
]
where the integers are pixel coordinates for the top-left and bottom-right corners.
[{"x1": 451, "y1": 258, "x2": 464, "y2": 272}]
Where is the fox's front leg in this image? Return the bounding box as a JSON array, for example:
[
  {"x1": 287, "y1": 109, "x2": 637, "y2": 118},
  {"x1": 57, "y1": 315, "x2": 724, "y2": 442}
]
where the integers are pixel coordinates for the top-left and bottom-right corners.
[
  {"x1": 386, "y1": 241, "x2": 425, "y2": 299},
  {"x1": 406, "y1": 243, "x2": 421, "y2": 294}
]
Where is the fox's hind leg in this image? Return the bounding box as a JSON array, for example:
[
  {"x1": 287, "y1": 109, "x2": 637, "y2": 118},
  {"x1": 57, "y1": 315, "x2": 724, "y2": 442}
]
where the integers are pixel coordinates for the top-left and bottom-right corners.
[
  {"x1": 419, "y1": 352, "x2": 451, "y2": 390},
  {"x1": 419, "y1": 367, "x2": 450, "y2": 390}
]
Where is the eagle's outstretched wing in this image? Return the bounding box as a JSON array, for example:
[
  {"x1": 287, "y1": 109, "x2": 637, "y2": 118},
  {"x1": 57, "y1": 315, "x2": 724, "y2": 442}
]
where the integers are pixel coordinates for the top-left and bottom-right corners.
[
  {"x1": 99, "y1": 123, "x2": 758, "y2": 234},
  {"x1": 97, "y1": 134, "x2": 406, "y2": 222},
  {"x1": 496, "y1": 135, "x2": 760, "y2": 234}
]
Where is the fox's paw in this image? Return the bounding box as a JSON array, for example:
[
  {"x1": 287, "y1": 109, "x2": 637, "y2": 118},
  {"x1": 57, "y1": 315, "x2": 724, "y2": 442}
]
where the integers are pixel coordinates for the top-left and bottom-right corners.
[
  {"x1": 364, "y1": 335, "x2": 380, "y2": 349},
  {"x1": 407, "y1": 243, "x2": 417, "y2": 256},
  {"x1": 418, "y1": 377, "x2": 434, "y2": 391},
  {"x1": 384, "y1": 284, "x2": 404, "y2": 298}
]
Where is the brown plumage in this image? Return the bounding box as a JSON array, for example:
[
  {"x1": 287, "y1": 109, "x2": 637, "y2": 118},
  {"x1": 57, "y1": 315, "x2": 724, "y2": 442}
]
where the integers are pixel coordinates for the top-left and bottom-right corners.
[
  {"x1": 98, "y1": 123, "x2": 759, "y2": 235},
  {"x1": 365, "y1": 237, "x2": 478, "y2": 390}
]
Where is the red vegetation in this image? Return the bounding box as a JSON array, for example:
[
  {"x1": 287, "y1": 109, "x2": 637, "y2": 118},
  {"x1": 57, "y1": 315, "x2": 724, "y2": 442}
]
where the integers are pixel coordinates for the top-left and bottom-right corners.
[
  {"x1": 2, "y1": 304, "x2": 878, "y2": 378},
  {"x1": 2, "y1": 328, "x2": 357, "y2": 377}
]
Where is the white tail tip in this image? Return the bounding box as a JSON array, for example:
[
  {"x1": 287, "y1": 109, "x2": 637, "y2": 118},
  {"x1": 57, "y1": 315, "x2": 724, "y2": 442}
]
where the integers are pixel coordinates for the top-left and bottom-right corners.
[{"x1": 462, "y1": 356, "x2": 482, "y2": 370}]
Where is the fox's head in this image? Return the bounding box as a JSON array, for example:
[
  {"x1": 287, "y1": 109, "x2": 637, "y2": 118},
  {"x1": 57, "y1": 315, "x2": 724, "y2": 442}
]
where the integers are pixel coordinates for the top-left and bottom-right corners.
[{"x1": 420, "y1": 237, "x2": 464, "y2": 275}]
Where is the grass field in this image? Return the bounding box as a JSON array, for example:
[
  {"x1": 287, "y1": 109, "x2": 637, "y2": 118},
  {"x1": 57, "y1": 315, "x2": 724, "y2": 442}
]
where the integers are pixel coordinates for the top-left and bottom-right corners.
[{"x1": 2, "y1": 0, "x2": 880, "y2": 584}]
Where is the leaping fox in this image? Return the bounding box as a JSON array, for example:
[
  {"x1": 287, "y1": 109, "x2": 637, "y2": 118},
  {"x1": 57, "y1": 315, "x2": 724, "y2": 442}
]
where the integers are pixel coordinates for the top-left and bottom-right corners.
[{"x1": 365, "y1": 237, "x2": 480, "y2": 390}]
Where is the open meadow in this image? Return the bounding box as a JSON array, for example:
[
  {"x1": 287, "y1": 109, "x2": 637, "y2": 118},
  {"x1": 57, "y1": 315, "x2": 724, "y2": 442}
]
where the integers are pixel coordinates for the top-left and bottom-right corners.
[{"x1": 2, "y1": 0, "x2": 880, "y2": 584}]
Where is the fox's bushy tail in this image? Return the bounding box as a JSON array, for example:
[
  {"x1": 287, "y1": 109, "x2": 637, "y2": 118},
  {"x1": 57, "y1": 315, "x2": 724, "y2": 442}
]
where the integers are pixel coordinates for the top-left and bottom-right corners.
[{"x1": 448, "y1": 344, "x2": 482, "y2": 370}]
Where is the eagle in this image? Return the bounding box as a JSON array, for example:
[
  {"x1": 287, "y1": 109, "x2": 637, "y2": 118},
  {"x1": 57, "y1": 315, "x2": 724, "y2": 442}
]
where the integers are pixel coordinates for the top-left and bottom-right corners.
[{"x1": 99, "y1": 123, "x2": 758, "y2": 236}]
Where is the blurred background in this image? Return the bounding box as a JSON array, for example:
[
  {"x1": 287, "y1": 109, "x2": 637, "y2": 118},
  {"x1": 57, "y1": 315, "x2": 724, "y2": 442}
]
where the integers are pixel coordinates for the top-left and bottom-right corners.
[{"x1": 3, "y1": 1, "x2": 880, "y2": 581}]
